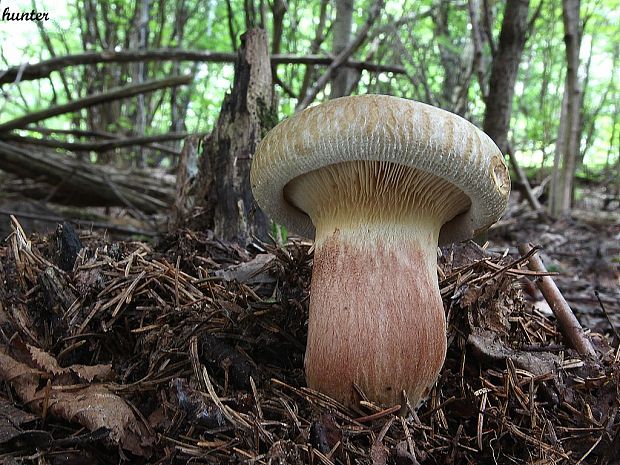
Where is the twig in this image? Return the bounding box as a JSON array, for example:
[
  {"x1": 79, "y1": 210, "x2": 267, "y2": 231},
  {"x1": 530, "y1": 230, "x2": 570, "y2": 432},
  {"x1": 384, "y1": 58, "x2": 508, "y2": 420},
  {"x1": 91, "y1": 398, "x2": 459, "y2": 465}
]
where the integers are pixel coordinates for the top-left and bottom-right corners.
[
  {"x1": 517, "y1": 243, "x2": 597, "y2": 358},
  {"x1": 354, "y1": 404, "x2": 400, "y2": 423},
  {"x1": 595, "y1": 290, "x2": 620, "y2": 346}
]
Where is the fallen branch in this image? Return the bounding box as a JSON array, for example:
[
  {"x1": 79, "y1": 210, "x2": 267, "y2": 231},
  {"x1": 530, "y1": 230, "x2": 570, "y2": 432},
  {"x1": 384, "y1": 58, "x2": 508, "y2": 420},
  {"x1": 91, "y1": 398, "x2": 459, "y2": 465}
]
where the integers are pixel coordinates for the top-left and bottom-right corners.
[
  {"x1": 4, "y1": 132, "x2": 191, "y2": 153},
  {"x1": 518, "y1": 243, "x2": 597, "y2": 358},
  {"x1": 0, "y1": 141, "x2": 173, "y2": 212},
  {"x1": 0, "y1": 208, "x2": 157, "y2": 236},
  {"x1": 507, "y1": 143, "x2": 543, "y2": 212},
  {"x1": 21, "y1": 127, "x2": 186, "y2": 156},
  {"x1": 0, "y1": 49, "x2": 406, "y2": 85},
  {"x1": 0, "y1": 75, "x2": 193, "y2": 133}
]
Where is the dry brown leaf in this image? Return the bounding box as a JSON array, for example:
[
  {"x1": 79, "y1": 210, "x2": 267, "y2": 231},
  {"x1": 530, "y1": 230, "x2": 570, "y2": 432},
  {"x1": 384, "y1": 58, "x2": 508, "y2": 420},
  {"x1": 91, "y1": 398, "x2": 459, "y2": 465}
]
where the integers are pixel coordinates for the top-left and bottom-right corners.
[
  {"x1": 70, "y1": 363, "x2": 113, "y2": 382},
  {"x1": 467, "y1": 328, "x2": 558, "y2": 376},
  {"x1": 0, "y1": 349, "x2": 41, "y2": 402},
  {"x1": 45, "y1": 384, "x2": 152, "y2": 456},
  {"x1": 27, "y1": 344, "x2": 66, "y2": 375},
  {"x1": 0, "y1": 346, "x2": 151, "y2": 457}
]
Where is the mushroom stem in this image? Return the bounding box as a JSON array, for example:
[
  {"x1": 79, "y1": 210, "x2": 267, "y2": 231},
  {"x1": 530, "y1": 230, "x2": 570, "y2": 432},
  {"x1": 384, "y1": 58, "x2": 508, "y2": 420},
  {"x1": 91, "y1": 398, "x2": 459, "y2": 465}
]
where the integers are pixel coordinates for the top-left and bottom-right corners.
[{"x1": 305, "y1": 221, "x2": 446, "y2": 407}]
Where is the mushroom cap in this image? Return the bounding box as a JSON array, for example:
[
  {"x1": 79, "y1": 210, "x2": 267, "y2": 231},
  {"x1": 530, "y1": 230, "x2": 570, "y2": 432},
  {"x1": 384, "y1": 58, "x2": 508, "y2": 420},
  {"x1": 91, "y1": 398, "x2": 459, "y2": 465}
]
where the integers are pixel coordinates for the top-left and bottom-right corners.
[{"x1": 250, "y1": 95, "x2": 510, "y2": 244}]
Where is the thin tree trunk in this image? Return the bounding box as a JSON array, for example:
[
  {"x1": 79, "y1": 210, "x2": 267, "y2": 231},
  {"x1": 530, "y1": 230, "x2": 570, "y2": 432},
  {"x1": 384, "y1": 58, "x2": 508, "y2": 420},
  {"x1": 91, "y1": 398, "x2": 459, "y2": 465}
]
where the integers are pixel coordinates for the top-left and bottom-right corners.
[
  {"x1": 482, "y1": 0, "x2": 530, "y2": 154},
  {"x1": 330, "y1": 0, "x2": 354, "y2": 98},
  {"x1": 550, "y1": 0, "x2": 582, "y2": 216},
  {"x1": 482, "y1": 0, "x2": 540, "y2": 212},
  {"x1": 550, "y1": 90, "x2": 568, "y2": 214},
  {"x1": 297, "y1": 0, "x2": 384, "y2": 110},
  {"x1": 132, "y1": 0, "x2": 151, "y2": 167}
]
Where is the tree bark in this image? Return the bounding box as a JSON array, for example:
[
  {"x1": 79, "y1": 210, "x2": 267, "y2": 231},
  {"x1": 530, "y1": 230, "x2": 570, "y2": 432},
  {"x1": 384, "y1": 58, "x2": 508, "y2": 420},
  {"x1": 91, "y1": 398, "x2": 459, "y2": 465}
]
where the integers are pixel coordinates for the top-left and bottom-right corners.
[
  {"x1": 482, "y1": 0, "x2": 541, "y2": 212},
  {"x1": 195, "y1": 29, "x2": 274, "y2": 243},
  {"x1": 550, "y1": 0, "x2": 582, "y2": 216},
  {"x1": 331, "y1": 0, "x2": 354, "y2": 98},
  {"x1": 482, "y1": 0, "x2": 530, "y2": 154}
]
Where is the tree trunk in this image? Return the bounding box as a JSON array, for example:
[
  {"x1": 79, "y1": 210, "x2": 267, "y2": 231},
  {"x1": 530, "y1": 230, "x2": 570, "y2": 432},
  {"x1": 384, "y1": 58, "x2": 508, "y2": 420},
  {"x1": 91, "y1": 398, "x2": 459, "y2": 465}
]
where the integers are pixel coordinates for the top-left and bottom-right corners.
[
  {"x1": 330, "y1": 0, "x2": 354, "y2": 98},
  {"x1": 132, "y1": 0, "x2": 151, "y2": 167},
  {"x1": 482, "y1": 0, "x2": 541, "y2": 212},
  {"x1": 482, "y1": 0, "x2": 530, "y2": 154},
  {"x1": 434, "y1": 0, "x2": 471, "y2": 114},
  {"x1": 550, "y1": 0, "x2": 582, "y2": 216},
  {"x1": 195, "y1": 29, "x2": 274, "y2": 243}
]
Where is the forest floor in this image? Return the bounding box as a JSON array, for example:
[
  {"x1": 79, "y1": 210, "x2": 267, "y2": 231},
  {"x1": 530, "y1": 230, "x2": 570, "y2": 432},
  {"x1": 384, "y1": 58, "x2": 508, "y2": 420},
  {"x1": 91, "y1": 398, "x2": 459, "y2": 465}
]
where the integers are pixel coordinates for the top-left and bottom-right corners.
[{"x1": 0, "y1": 194, "x2": 618, "y2": 464}]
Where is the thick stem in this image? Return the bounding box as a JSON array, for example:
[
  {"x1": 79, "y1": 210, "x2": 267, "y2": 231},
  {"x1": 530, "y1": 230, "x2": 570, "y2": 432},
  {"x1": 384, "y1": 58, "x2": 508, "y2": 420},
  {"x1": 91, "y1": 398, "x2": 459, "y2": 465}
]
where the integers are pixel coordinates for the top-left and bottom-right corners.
[{"x1": 305, "y1": 222, "x2": 446, "y2": 407}]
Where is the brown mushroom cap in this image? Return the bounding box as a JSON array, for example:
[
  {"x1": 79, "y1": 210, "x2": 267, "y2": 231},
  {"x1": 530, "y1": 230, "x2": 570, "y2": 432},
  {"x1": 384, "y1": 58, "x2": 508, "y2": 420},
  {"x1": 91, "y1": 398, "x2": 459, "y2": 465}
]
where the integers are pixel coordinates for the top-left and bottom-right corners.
[{"x1": 250, "y1": 94, "x2": 510, "y2": 244}]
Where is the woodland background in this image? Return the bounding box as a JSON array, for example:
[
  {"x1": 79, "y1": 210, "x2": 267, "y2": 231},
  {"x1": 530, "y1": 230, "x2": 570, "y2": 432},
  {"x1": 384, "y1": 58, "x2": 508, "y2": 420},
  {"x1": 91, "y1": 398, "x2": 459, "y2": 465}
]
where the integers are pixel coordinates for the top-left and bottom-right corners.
[
  {"x1": 0, "y1": 1, "x2": 620, "y2": 464},
  {"x1": 0, "y1": 0, "x2": 618, "y2": 232}
]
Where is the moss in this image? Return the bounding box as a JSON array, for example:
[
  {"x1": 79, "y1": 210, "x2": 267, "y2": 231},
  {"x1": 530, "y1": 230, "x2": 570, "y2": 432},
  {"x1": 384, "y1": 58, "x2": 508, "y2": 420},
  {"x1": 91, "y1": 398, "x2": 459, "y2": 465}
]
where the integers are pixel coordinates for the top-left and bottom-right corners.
[{"x1": 257, "y1": 97, "x2": 279, "y2": 138}]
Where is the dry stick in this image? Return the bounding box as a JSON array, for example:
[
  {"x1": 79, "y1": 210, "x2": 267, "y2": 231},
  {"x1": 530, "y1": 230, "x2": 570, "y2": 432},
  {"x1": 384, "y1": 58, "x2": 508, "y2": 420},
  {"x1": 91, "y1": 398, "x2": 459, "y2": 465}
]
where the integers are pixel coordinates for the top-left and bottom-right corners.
[
  {"x1": 595, "y1": 290, "x2": 620, "y2": 346},
  {"x1": 296, "y1": 0, "x2": 386, "y2": 111},
  {"x1": 518, "y1": 243, "x2": 597, "y2": 358},
  {"x1": 0, "y1": 49, "x2": 406, "y2": 85},
  {"x1": 506, "y1": 143, "x2": 543, "y2": 212},
  {"x1": 0, "y1": 75, "x2": 193, "y2": 133}
]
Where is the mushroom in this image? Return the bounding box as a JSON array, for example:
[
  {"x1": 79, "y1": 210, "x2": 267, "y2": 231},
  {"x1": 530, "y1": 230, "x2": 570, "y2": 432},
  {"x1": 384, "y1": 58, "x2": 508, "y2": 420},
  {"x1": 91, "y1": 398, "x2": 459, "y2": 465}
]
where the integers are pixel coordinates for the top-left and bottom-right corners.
[{"x1": 250, "y1": 95, "x2": 510, "y2": 407}]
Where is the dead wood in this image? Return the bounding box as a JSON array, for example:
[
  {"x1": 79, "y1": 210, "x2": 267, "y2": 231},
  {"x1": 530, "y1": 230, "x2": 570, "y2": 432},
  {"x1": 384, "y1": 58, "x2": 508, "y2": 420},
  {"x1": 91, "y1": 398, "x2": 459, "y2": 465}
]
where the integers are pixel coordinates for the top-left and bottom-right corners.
[
  {"x1": 193, "y1": 29, "x2": 273, "y2": 243},
  {"x1": 518, "y1": 242, "x2": 597, "y2": 358},
  {"x1": 0, "y1": 141, "x2": 174, "y2": 212},
  {"x1": 169, "y1": 135, "x2": 201, "y2": 231},
  {"x1": 3, "y1": 132, "x2": 190, "y2": 153},
  {"x1": 0, "y1": 49, "x2": 405, "y2": 85},
  {"x1": 0, "y1": 75, "x2": 192, "y2": 133}
]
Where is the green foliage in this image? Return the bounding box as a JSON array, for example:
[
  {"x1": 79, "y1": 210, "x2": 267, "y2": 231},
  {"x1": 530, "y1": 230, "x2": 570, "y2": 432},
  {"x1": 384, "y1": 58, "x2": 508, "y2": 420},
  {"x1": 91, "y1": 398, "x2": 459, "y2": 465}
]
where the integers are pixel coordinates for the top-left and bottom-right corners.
[{"x1": 271, "y1": 222, "x2": 288, "y2": 245}]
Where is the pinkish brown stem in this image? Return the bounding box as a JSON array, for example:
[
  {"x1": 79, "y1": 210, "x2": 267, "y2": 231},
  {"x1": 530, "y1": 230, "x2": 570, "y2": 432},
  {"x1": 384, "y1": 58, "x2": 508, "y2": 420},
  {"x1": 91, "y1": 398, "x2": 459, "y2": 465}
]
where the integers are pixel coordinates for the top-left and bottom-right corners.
[{"x1": 304, "y1": 223, "x2": 446, "y2": 407}]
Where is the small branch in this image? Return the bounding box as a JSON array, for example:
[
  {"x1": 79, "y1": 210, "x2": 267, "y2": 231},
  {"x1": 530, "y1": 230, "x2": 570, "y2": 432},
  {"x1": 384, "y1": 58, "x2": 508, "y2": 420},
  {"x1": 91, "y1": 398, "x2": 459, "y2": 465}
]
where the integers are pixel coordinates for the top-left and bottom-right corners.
[
  {"x1": 0, "y1": 75, "x2": 193, "y2": 133},
  {"x1": 506, "y1": 143, "x2": 543, "y2": 211},
  {"x1": 518, "y1": 243, "x2": 597, "y2": 359},
  {"x1": 296, "y1": 0, "x2": 386, "y2": 110},
  {"x1": 274, "y1": 75, "x2": 297, "y2": 99},
  {"x1": 595, "y1": 290, "x2": 619, "y2": 346},
  {"x1": 526, "y1": 0, "x2": 544, "y2": 38}
]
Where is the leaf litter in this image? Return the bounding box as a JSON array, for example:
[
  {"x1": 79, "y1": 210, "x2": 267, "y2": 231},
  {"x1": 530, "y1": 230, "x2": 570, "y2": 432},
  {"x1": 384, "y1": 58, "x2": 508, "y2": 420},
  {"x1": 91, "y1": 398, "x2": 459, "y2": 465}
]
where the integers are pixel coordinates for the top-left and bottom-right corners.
[{"x1": 0, "y1": 215, "x2": 618, "y2": 464}]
